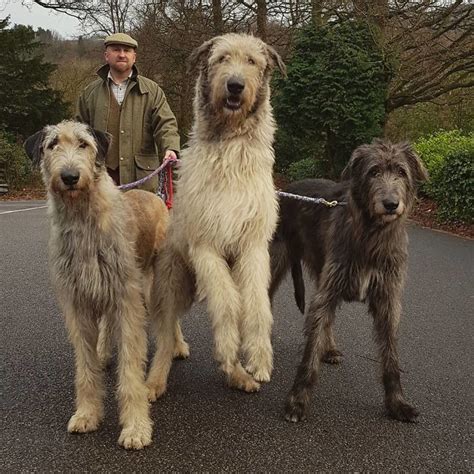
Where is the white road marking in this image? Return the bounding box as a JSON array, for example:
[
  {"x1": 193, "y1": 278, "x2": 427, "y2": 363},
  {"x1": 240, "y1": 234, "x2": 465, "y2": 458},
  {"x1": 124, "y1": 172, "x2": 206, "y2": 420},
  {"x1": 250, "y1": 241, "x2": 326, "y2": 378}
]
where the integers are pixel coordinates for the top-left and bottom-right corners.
[{"x1": 0, "y1": 205, "x2": 47, "y2": 215}]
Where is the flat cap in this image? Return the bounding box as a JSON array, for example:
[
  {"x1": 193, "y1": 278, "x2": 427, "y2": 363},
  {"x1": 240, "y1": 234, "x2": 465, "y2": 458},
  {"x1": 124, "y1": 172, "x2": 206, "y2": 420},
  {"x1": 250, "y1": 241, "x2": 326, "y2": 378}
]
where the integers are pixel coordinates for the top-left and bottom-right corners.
[{"x1": 104, "y1": 33, "x2": 138, "y2": 49}]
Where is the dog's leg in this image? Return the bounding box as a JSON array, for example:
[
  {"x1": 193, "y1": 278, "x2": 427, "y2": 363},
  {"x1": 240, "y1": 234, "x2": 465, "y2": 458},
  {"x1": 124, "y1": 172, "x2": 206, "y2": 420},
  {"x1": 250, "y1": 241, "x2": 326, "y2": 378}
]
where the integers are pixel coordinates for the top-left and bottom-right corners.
[
  {"x1": 145, "y1": 259, "x2": 189, "y2": 361},
  {"x1": 173, "y1": 320, "x2": 190, "y2": 359},
  {"x1": 115, "y1": 287, "x2": 153, "y2": 450},
  {"x1": 285, "y1": 290, "x2": 337, "y2": 422},
  {"x1": 97, "y1": 315, "x2": 114, "y2": 368},
  {"x1": 190, "y1": 244, "x2": 260, "y2": 392},
  {"x1": 369, "y1": 287, "x2": 419, "y2": 422},
  {"x1": 147, "y1": 248, "x2": 194, "y2": 401},
  {"x1": 64, "y1": 305, "x2": 104, "y2": 434},
  {"x1": 235, "y1": 245, "x2": 274, "y2": 383},
  {"x1": 322, "y1": 324, "x2": 343, "y2": 364}
]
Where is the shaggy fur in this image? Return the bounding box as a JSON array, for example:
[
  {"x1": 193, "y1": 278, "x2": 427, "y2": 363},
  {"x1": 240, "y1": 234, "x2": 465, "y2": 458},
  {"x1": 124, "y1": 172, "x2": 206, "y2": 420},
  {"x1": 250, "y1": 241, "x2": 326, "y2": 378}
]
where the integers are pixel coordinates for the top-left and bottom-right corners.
[
  {"x1": 269, "y1": 140, "x2": 428, "y2": 423},
  {"x1": 146, "y1": 33, "x2": 286, "y2": 400},
  {"x1": 24, "y1": 121, "x2": 177, "y2": 449}
]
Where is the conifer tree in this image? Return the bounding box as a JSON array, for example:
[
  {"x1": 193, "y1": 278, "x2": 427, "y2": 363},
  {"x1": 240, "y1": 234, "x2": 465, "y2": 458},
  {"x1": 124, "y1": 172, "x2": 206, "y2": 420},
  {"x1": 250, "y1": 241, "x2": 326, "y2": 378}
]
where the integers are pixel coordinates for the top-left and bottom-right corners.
[{"x1": 0, "y1": 18, "x2": 68, "y2": 138}]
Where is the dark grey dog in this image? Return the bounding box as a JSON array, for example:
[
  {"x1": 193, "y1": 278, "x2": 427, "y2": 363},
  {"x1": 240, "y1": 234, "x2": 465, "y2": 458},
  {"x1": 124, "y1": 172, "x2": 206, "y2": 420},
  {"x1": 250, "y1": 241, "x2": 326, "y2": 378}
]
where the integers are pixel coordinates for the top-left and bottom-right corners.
[{"x1": 270, "y1": 140, "x2": 428, "y2": 423}]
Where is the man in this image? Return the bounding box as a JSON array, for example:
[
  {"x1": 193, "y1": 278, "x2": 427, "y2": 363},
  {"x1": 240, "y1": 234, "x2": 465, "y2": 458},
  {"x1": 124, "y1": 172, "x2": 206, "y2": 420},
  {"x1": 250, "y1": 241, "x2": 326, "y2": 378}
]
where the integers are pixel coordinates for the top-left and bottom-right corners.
[{"x1": 76, "y1": 33, "x2": 180, "y2": 192}]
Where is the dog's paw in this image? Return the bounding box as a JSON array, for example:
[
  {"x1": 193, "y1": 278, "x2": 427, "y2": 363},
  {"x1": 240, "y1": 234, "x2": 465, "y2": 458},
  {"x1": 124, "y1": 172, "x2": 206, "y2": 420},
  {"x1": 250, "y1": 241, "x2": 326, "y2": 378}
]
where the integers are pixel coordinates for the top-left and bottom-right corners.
[
  {"x1": 244, "y1": 349, "x2": 273, "y2": 383},
  {"x1": 245, "y1": 363, "x2": 272, "y2": 383},
  {"x1": 387, "y1": 399, "x2": 419, "y2": 422},
  {"x1": 232, "y1": 376, "x2": 261, "y2": 393},
  {"x1": 322, "y1": 349, "x2": 343, "y2": 365},
  {"x1": 146, "y1": 382, "x2": 166, "y2": 402},
  {"x1": 173, "y1": 340, "x2": 190, "y2": 359},
  {"x1": 228, "y1": 365, "x2": 261, "y2": 393},
  {"x1": 67, "y1": 412, "x2": 102, "y2": 433},
  {"x1": 284, "y1": 391, "x2": 310, "y2": 423},
  {"x1": 118, "y1": 424, "x2": 152, "y2": 450}
]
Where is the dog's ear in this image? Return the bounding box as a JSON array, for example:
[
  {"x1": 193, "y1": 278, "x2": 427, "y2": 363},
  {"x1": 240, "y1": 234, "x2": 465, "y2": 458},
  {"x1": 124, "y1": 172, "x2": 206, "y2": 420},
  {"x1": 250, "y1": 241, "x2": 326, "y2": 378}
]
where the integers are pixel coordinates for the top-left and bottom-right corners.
[
  {"x1": 23, "y1": 130, "x2": 46, "y2": 165},
  {"x1": 402, "y1": 143, "x2": 429, "y2": 183},
  {"x1": 341, "y1": 145, "x2": 366, "y2": 181},
  {"x1": 89, "y1": 128, "x2": 111, "y2": 162},
  {"x1": 187, "y1": 38, "x2": 217, "y2": 74},
  {"x1": 266, "y1": 45, "x2": 287, "y2": 78}
]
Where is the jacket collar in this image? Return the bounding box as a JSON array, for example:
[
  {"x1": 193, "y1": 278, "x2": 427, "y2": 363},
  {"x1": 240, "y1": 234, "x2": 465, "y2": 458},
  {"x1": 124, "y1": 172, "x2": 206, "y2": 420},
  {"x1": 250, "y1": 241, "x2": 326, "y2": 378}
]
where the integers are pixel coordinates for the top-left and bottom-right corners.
[{"x1": 97, "y1": 64, "x2": 150, "y2": 94}]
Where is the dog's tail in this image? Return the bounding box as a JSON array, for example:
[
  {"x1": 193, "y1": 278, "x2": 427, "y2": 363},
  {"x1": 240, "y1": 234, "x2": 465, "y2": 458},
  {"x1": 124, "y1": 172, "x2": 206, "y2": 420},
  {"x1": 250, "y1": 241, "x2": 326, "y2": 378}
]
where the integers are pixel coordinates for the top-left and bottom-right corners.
[{"x1": 291, "y1": 258, "x2": 305, "y2": 314}]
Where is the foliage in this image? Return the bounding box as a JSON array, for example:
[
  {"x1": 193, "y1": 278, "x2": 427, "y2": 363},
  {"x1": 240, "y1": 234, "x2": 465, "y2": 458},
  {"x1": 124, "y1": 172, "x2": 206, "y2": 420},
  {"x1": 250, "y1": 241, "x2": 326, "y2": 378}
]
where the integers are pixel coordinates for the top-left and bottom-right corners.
[
  {"x1": 286, "y1": 157, "x2": 328, "y2": 182},
  {"x1": 434, "y1": 148, "x2": 474, "y2": 224},
  {"x1": 50, "y1": 59, "x2": 98, "y2": 116},
  {"x1": 413, "y1": 130, "x2": 474, "y2": 197},
  {"x1": 0, "y1": 18, "x2": 69, "y2": 139},
  {"x1": 273, "y1": 21, "x2": 391, "y2": 178},
  {"x1": 385, "y1": 89, "x2": 474, "y2": 143},
  {"x1": 0, "y1": 130, "x2": 42, "y2": 190}
]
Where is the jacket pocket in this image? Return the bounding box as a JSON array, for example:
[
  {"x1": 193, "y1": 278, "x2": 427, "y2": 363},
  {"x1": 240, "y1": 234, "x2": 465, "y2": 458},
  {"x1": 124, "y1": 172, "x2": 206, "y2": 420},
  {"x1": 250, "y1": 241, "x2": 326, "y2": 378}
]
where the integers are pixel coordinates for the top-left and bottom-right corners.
[{"x1": 134, "y1": 153, "x2": 159, "y2": 192}]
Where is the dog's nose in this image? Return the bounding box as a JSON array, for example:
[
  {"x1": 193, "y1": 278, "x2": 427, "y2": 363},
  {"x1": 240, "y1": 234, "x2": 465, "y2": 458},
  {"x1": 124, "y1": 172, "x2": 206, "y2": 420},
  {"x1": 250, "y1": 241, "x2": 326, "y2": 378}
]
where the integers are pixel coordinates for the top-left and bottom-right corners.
[
  {"x1": 383, "y1": 199, "x2": 399, "y2": 212},
  {"x1": 61, "y1": 171, "x2": 80, "y2": 186},
  {"x1": 227, "y1": 78, "x2": 245, "y2": 95}
]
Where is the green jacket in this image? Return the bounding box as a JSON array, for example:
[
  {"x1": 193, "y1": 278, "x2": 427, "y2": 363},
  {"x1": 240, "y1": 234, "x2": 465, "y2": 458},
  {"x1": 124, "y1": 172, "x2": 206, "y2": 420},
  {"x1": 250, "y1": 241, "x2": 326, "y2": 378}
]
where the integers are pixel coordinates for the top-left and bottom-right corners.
[{"x1": 75, "y1": 65, "x2": 180, "y2": 191}]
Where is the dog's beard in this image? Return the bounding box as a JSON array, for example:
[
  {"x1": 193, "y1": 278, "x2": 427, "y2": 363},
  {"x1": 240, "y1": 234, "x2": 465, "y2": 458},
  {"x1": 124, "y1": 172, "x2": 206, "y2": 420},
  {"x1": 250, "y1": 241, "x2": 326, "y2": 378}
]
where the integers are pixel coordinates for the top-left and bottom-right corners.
[
  {"x1": 50, "y1": 178, "x2": 89, "y2": 202},
  {"x1": 381, "y1": 213, "x2": 399, "y2": 223},
  {"x1": 211, "y1": 84, "x2": 255, "y2": 119},
  {"x1": 379, "y1": 206, "x2": 406, "y2": 224}
]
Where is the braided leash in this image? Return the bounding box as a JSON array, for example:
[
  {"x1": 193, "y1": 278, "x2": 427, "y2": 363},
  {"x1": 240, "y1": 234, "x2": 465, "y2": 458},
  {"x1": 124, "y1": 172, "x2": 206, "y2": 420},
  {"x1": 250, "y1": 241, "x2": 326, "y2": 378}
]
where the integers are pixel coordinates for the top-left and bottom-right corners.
[
  {"x1": 117, "y1": 155, "x2": 179, "y2": 192},
  {"x1": 118, "y1": 158, "x2": 345, "y2": 209},
  {"x1": 277, "y1": 190, "x2": 347, "y2": 207}
]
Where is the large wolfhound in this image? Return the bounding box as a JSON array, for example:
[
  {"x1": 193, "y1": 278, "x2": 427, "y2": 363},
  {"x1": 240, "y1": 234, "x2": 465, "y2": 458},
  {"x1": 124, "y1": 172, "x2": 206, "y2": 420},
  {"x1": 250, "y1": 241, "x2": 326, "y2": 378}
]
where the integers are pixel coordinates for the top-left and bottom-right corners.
[
  {"x1": 270, "y1": 140, "x2": 428, "y2": 423},
  {"x1": 146, "y1": 33, "x2": 286, "y2": 400},
  {"x1": 24, "y1": 121, "x2": 177, "y2": 449}
]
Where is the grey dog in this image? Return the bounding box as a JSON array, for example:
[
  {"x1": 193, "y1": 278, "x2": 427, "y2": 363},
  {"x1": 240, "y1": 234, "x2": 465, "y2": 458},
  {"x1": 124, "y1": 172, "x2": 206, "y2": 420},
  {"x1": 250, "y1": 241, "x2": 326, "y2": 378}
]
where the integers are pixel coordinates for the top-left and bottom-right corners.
[{"x1": 270, "y1": 140, "x2": 428, "y2": 423}]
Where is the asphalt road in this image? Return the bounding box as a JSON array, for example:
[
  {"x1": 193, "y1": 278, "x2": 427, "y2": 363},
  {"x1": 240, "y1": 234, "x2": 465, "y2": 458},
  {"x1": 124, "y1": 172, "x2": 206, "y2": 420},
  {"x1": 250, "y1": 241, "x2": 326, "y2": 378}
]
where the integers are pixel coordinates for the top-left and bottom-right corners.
[{"x1": 1, "y1": 200, "x2": 473, "y2": 472}]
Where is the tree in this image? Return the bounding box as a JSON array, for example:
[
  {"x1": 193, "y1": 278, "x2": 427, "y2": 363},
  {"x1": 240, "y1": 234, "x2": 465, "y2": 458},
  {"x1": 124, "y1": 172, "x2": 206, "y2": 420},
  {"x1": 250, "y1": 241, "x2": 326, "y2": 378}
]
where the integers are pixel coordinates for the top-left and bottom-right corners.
[
  {"x1": 28, "y1": 0, "x2": 136, "y2": 34},
  {"x1": 383, "y1": 1, "x2": 473, "y2": 113},
  {"x1": 29, "y1": 0, "x2": 472, "y2": 142},
  {"x1": 0, "y1": 18, "x2": 69, "y2": 138},
  {"x1": 273, "y1": 20, "x2": 391, "y2": 176},
  {"x1": 212, "y1": 0, "x2": 224, "y2": 34}
]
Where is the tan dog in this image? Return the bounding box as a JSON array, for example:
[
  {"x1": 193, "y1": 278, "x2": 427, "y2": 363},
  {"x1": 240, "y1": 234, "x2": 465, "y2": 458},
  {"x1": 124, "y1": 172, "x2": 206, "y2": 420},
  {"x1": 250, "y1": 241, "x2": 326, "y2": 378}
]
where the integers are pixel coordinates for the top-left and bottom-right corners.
[
  {"x1": 146, "y1": 34, "x2": 286, "y2": 400},
  {"x1": 24, "y1": 120, "x2": 185, "y2": 449}
]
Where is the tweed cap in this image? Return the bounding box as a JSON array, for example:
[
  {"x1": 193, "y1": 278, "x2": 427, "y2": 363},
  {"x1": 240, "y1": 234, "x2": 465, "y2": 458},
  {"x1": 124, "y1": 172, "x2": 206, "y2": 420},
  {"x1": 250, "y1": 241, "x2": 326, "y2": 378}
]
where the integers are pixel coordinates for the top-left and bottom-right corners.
[{"x1": 104, "y1": 33, "x2": 138, "y2": 49}]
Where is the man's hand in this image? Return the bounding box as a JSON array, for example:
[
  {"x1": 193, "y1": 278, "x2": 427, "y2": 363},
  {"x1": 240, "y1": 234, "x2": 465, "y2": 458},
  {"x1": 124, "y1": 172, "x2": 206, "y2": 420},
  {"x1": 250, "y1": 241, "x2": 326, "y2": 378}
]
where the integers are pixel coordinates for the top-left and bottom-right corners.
[{"x1": 163, "y1": 149, "x2": 178, "y2": 161}]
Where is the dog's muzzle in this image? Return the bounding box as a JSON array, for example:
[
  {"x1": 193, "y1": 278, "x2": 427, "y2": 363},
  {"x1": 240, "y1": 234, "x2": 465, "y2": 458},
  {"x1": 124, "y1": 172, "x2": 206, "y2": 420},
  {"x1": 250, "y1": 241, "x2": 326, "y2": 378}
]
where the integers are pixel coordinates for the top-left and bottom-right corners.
[
  {"x1": 225, "y1": 77, "x2": 245, "y2": 110},
  {"x1": 382, "y1": 199, "x2": 399, "y2": 215},
  {"x1": 61, "y1": 170, "x2": 80, "y2": 189}
]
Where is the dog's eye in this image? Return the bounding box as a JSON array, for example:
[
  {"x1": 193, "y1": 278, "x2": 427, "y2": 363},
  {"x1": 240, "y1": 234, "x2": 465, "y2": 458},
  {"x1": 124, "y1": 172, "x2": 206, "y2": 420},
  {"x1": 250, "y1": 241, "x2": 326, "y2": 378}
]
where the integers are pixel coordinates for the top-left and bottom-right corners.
[
  {"x1": 398, "y1": 168, "x2": 407, "y2": 177},
  {"x1": 47, "y1": 138, "x2": 58, "y2": 149},
  {"x1": 248, "y1": 57, "x2": 256, "y2": 65},
  {"x1": 79, "y1": 141, "x2": 88, "y2": 149},
  {"x1": 218, "y1": 55, "x2": 227, "y2": 63},
  {"x1": 369, "y1": 168, "x2": 381, "y2": 178}
]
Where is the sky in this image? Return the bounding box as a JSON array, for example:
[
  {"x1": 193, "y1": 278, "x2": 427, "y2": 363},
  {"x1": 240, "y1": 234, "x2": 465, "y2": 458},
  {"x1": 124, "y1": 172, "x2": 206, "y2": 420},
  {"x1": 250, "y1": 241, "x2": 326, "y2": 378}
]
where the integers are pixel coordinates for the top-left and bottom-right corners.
[{"x1": 1, "y1": 0, "x2": 84, "y2": 38}]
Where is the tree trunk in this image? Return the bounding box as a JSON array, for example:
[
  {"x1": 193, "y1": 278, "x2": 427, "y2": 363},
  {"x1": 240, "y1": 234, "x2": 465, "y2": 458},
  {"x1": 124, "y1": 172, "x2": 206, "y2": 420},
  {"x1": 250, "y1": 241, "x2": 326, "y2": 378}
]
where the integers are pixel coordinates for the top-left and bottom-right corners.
[
  {"x1": 256, "y1": 0, "x2": 267, "y2": 40},
  {"x1": 311, "y1": 0, "x2": 323, "y2": 27},
  {"x1": 212, "y1": 0, "x2": 223, "y2": 35},
  {"x1": 353, "y1": 0, "x2": 389, "y2": 32},
  {"x1": 325, "y1": 126, "x2": 337, "y2": 178}
]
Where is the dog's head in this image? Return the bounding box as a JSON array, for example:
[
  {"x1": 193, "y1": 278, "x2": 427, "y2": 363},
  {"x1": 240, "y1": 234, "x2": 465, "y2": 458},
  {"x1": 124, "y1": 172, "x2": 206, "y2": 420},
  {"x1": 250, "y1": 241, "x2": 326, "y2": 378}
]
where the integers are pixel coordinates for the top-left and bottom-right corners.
[
  {"x1": 341, "y1": 140, "x2": 428, "y2": 224},
  {"x1": 188, "y1": 33, "x2": 286, "y2": 126},
  {"x1": 24, "y1": 121, "x2": 111, "y2": 200}
]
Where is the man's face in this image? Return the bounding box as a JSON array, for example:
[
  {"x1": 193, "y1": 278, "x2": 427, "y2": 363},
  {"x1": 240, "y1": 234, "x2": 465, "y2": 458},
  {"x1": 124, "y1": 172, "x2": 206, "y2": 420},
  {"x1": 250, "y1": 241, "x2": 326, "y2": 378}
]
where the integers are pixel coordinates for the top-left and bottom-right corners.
[{"x1": 104, "y1": 44, "x2": 136, "y2": 73}]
